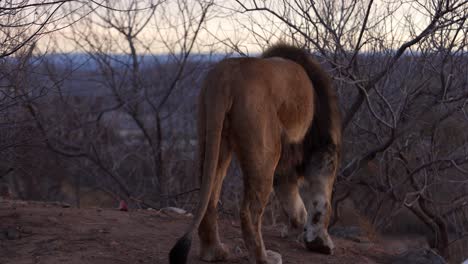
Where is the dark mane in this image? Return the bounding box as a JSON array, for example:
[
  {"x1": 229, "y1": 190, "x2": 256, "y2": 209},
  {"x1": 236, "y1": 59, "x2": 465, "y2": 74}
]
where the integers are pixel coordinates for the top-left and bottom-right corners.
[{"x1": 262, "y1": 43, "x2": 342, "y2": 173}]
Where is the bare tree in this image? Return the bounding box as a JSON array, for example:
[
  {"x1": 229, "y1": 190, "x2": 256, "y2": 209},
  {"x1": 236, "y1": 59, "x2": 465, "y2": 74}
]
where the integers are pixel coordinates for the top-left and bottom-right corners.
[
  {"x1": 1, "y1": 0, "x2": 214, "y2": 208},
  {"x1": 0, "y1": 0, "x2": 80, "y2": 58},
  {"x1": 226, "y1": 0, "x2": 468, "y2": 261}
]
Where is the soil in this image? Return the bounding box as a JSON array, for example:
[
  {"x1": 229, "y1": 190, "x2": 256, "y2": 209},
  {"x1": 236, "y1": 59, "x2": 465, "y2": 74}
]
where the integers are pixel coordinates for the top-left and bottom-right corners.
[{"x1": 0, "y1": 199, "x2": 418, "y2": 264}]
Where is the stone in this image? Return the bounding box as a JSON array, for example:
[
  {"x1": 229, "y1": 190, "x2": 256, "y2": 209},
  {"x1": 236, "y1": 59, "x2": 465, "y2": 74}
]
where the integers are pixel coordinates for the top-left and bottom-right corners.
[{"x1": 392, "y1": 249, "x2": 446, "y2": 264}]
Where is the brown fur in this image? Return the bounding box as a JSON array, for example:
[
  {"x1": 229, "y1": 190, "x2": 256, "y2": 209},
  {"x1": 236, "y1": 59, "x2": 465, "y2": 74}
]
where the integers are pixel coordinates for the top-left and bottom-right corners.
[{"x1": 169, "y1": 44, "x2": 342, "y2": 264}]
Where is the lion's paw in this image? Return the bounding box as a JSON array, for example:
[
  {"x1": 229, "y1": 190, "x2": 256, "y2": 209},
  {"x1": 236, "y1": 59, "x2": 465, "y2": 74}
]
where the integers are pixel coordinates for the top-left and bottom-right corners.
[
  {"x1": 200, "y1": 243, "x2": 229, "y2": 262},
  {"x1": 304, "y1": 233, "x2": 334, "y2": 255},
  {"x1": 266, "y1": 250, "x2": 282, "y2": 264}
]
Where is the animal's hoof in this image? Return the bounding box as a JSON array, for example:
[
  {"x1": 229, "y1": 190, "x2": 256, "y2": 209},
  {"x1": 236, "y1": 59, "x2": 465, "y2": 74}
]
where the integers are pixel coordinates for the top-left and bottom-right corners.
[
  {"x1": 304, "y1": 233, "x2": 334, "y2": 255},
  {"x1": 200, "y1": 243, "x2": 229, "y2": 262},
  {"x1": 266, "y1": 250, "x2": 282, "y2": 264}
]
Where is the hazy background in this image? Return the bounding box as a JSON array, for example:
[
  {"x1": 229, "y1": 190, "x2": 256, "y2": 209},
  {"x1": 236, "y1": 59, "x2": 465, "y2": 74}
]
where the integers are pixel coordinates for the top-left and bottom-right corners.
[{"x1": 1, "y1": 0, "x2": 467, "y2": 262}]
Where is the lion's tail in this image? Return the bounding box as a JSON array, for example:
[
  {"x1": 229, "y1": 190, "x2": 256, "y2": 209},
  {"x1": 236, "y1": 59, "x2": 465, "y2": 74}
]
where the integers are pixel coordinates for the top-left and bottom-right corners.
[
  {"x1": 169, "y1": 82, "x2": 227, "y2": 264},
  {"x1": 261, "y1": 43, "x2": 341, "y2": 151}
]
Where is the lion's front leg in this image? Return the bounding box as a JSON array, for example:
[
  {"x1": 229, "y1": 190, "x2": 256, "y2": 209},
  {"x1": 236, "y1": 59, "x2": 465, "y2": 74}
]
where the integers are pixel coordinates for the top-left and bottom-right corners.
[
  {"x1": 302, "y1": 193, "x2": 334, "y2": 254},
  {"x1": 274, "y1": 172, "x2": 307, "y2": 239},
  {"x1": 301, "y1": 147, "x2": 339, "y2": 255},
  {"x1": 301, "y1": 171, "x2": 336, "y2": 255}
]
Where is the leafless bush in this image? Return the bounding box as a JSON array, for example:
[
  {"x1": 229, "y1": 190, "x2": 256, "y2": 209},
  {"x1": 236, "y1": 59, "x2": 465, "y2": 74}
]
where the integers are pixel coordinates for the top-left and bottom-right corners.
[
  {"x1": 228, "y1": 0, "x2": 467, "y2": 261},
  {"x1": 0, "y1": 0, "x2": 214, "y2": 208}
]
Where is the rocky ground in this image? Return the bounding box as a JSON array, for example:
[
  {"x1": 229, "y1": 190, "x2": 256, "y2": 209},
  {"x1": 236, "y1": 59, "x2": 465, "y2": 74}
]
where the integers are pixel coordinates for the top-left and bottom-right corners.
[{"x1": 0, "y1": 199, "x2": 445, "y2": 264}]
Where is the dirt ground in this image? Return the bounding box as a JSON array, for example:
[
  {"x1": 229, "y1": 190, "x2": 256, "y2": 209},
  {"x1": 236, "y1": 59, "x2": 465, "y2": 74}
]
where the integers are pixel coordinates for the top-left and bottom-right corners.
[{"x1": 0, "y1": 199, "x2": 425, "y2": 264}]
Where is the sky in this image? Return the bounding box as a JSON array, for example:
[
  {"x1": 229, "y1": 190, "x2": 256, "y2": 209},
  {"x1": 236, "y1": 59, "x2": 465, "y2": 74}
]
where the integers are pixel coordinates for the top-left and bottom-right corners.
[{"x1": 32, "y1": 0, "x2": 442, "y2": 55}]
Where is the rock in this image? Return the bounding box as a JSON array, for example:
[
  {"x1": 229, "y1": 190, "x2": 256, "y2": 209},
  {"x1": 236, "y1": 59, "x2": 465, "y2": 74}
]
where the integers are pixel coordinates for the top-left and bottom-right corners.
[
  {"x1": 392, "y1": 249, "x2": 446, "y2": 264},
  {"x1": 161, "y1": 207, "x2": 187, "y2": 214},
  {"x1": 159, "y1": 207, "x2": 192, "y2": 217},
  {"x1": 4, "y1": 227, "x2": 20, "y2": 240}
]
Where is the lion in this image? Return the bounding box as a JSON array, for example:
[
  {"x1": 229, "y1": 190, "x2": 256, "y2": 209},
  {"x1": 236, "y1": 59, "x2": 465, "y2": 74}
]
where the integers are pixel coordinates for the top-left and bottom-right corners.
[{"x1": 169, "y1": 43, "x2": 342, "y2": 264}]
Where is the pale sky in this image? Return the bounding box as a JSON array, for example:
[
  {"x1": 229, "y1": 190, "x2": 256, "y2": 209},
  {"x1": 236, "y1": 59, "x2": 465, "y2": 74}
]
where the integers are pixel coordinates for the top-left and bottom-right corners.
[{"x1": 36, "y1": 0, "x2": 438, "y2": 55}]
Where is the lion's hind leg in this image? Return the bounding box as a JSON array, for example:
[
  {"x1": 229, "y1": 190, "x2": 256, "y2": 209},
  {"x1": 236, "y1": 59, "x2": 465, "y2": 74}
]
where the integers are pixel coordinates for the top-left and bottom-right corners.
[
  {"x1": 237, "y1": 147, "x2": 282, "y2": 264},
  {"x1": 198, "y1": 136, "x2": 232, "y2": 262},
  {"x1": 240, "y1": 171, "x2": 281, "y2": 264}
]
